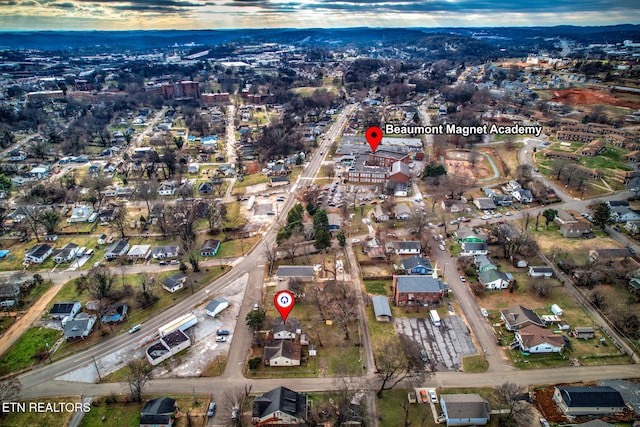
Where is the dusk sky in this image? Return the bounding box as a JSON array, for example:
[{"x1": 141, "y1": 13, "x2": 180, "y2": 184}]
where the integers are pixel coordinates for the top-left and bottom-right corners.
[{"x1": 0, "y1": 0, "x2": 639, "y2": 31}]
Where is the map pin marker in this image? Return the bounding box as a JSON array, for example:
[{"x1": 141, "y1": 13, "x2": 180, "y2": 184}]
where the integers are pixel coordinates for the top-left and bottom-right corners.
[
  {"x1": 274, "y1": 290, "x2": 295, "y2": 323},
  {"x1": 365, "y1": 126, "x2": 383, "y2": 153}
]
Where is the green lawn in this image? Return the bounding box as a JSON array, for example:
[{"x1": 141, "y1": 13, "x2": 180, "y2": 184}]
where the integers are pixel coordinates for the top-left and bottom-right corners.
[
  {"x1": 579, "y1": 146, "x2": 633, "y2": 172},
  {"x1": 377, "y1": 389, "x2": 434, "y2": 427},
  {"x1": 364, "y1": 281, "x2": 391, "y2": 295},
  {"x1": 0, "y1": 327, "x2": 62, "y2": 376},
  {"x1": 462, "y1": 355, "x2": 489, "y2": 373}
]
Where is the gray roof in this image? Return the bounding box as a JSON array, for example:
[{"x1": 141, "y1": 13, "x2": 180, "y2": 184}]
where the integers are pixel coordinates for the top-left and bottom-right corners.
[
  {"x1": 474, "y1": 255, "x2": 496, "y2": 270},
  {"x1": 395, "y1": 276, "x2": 444, "y2": 293},
  {"x1": 478, "y1": 269, "x2": 508, "y2": 284},
  {"x1": 441, "y1": 394, "x2": 489, "y2": 420},
  {"x1": 275, "y1": 265, "x2": 315, "y2": 278},
  {"x1": 394, "y1": 240, "x2": 421, "y2": 251},
  {"x1": 205, "y1": 297, "x2": 229, "y2": 313},
  {"x1": 252, "y1": 386, "x2": 307, "y2": 421},
  {"x1": 390, "y1": 161, "x2": 410, "y2": 176},
  {"x1": 402, "y1": 255, "x2": 432, "y2": 271},
  {"x1": 372, "y1": 296, "x2": 392, "y2": 318},
  {"x1": 501, "y1": 305, "x2": 545, "y2": 329},
  {"x1": 63, "y1": 312, "x2": 95, "y2": 339},
  {"x1": 555, "y1": 386, "x2": 625, "y2": 409}
]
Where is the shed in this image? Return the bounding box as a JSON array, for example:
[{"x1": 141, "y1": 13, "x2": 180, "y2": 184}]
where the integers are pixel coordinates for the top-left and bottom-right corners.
[
  {"x1": 551, "y1": 304, "x2": 563, "y2": 316},
  {"x1": 574, "y1": 326, "x2": 595, "y2": 339},
  {"x1": 372, "y1": 296, "x2": 392, "y2": 322},
  {"x1": 205, "y1": 297, "x2": 229, "y2": 318}
]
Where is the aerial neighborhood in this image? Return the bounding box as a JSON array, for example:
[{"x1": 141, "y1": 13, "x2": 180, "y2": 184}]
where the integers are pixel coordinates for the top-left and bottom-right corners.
[{"x1": 0, "y1": 25, "x2": 640, "y2": 427}]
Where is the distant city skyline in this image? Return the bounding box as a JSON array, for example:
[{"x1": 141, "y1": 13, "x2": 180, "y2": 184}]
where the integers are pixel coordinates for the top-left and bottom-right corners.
[{"x1": 0, "y1": 1, "x2": 639, "y2": 31}]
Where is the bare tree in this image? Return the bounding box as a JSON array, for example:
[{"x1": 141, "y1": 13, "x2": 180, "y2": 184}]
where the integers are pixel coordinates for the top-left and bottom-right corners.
[
  {"x1": 495, "y1": 382, "x2": 534, "y2": 426},
  {"x1": 112, "y1": 207, "x2": 128, "y2": 239},
  {"x1": 126, "y1": 358, "x2": 153, "y2": 402},
  {"x1": 374, "y1": 338, "x2": 422, "y2": 398},
  {"x1": 264, "y1": 244, "x2": 277, "y2": 276},
  {"x1": 325, "y1": 281, "x2": 357, "y2": 340},
  {"x1": 590, "y1": 286, "x2": 609, "y2": 310},
  {"x1": 223, "y1": 385, "x2": 252, "y2": 427},
  {"x1": 134, "y1": 181, "x2": 159, "y2": 219}
]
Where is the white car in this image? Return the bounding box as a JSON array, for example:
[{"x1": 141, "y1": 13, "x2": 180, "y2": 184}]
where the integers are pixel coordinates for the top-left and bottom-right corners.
[
  {"x1": 480, "y1": 308, "x2": 489, "y2": 317},
  {"x1": 505, "y1": 212, "x2": 513, "y2": 216},
  {"x1": 493, "y1": 213, "x2": 502, "y2": 218},
  {"x1": 438, "y1": 244, "x2": 446, "y2": 251},
  {"x1": 459, "y1": 275, "x2": 466, "y2": 282},
  {"x1": 481, "y1": 215, "x2": 491, "y2": 220},
  {"x1": 428, "y1": 390, "x2": 438, "y2": 403},
  {"x1": 215, "y1": 336, "x2": 226, "y2": 342},
  {"x1": 351, "y1": 238, "x2": 361, "y2": 244}
]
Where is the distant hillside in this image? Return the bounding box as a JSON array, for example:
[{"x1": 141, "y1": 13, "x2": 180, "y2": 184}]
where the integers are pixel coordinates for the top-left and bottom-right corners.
[{"x1": 0, "y1": 25, "x2": 638, "y2": 52}]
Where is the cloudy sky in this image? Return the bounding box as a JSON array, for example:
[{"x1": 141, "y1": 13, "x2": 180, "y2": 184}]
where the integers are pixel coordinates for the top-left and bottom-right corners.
[{"x1": 0, "y1": 0, "x2": 638, "y2": 30}]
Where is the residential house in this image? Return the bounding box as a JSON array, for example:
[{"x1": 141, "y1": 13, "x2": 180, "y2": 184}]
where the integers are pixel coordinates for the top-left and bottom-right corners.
[
  {"x1": 473, "y1": 198, "x2": 496, "y2": 211},
  {"x1": 624, "y1": 220, "x2": 640, "y2": 235},
  {"x1": 275, "y1": 266, "x2": 315, "y2": 281},
  {"x1": 372, "y1": 296, "x2": 392, "y2": 322},
  {"x1": 269, "y1": 176, "x2": 290, "y2": 187},
  {"x1": 162, "y1": 273, "x2": 187, "y2": 293},
  {"x1": 105, "y1": 240, "x2": 129, "y2": 260},
  {"x1": 67, "y1": 206, "x2": 94, "y2": 223},
  {"x1": 460, "y1": 242, "x2": 489, "y2": 257},
  {"x1": 402, "y1": 255, "x2": 433, "y2": 275},
  {"x1": 53, "y1": 242, "x2": 79, "y2": 264},
  {"x1": 198, "y1": 182, "x2": 213, "y2": 194},
  {"x1": 272, "y1": 317, "x2": 302, "y2": 340},
  {"x1": 474, "y1": 255, "x2": 497, "y2": 273},
  {"x1": 24, "y1": 243, "x2": 53, "y2": 264},
  {"x1": 63, "y1": 313, "x2": 96, "y2": 340},
  {"x1": 528, "y1": 266, "x2": 554, "y2": 278},
  {"x1": 252, "y1": 386, "x2": 308, "y2": 427},
  {"x1": 455, "y1": 228, "x2": 486, "y2": 243},
  {"x1": 264, "y1": 340, "x2": 301, "y2": 366},
  {"x1": 200, "y1": 239, "x2": 220, "y2": 257},
  {"x1": 127, "y1": 244, "x2": 151, "y2": 260},
  {"x1": 205, "y1": 297, "x2": 229, "y2": 318},
  {"x1": 629, "y1": 277, "x2": 640, "y2": 294},
  {"x1": 501, "y1": 305, "x2": 545, "y2": 331},
  {"x1": 559, "y1": 221, "x2": 591, "y2": 238},
  {"x1": 152, "y1": 245, "x2": 180, "y2": 260},
  {"x1": 187, "y1": 163, "x2": 199, "y2": 174},
  {"x1": 440, "y1": 394, "x2": 490, "y2": 426},
  {"x1": 373, "y1": 205, "x2": 389, "y2": 222},
  {"x1": 158, "y1": 182, "x2": 176, "y2": 196},
  {"x1": 101, "y1": 303, "x2": 128, "y2": 323},
  {"x1": 478, "y1": 269, "x2": 510, "y2": 290},
  {"x1": 515, "y1": 324, "x2": 565, "y2": 353},
  {"x1": 553, "y1": 386, "x2": 626, "y2": 416},
  {"x1": 140, "y1": 397, "x2": 178, "y2": 427},
  {"x1": 610, "y1": 206, "x2": 640, "y2": 223},
  {"x1": 392, "y1": 240, "x2": 421, "y2": 255},
  {"x1": 49, "y1": 301, "x2": 82, "y2": 320},
  {"x1": 393, "y1": 275, "x2": 446, "y2": 306},
  {"x1": 589, "y1": 248, "x2": 633, "y2": 263},
  {"x1": 441, "y1": 199, "x2": 463, "y2": 213},
  {"x1": 394, "y1": 203, "x2": 413, "y2": 220},
  {"x1": 146, "y1": 330, "x2": 192, "y2": 366},
  {"x1": 492, "y1": 194, "x2": 513, "y2": 207},
  {"x1": 512, "y1": 188, "x2": 534, "y2": 203}
]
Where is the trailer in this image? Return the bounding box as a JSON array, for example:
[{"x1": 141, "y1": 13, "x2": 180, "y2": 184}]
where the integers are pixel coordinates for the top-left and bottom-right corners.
[
  {"x1": 158, "y1": 312, "x2": 198, "y2": 337},
  {"x1": 429, "y1": 310, "x2": 441, "y2": 326},
  {"x1": 247, "y1": 196, "x2": 256, "y2": 211}
]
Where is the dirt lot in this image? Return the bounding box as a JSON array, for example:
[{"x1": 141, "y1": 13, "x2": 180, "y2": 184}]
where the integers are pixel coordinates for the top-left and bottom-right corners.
[{"x1": 550, "y1": 88, "x2": 640, "y2": 109}]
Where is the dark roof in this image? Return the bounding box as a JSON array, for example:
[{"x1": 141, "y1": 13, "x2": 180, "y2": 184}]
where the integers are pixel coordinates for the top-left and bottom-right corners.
[
  {"x1": 462, "y1": 241, "x2": 488, "y2": 251},
  {"x1": 394, "y1": 240, "x2": 421, "y2": 251},
  {"x1": 555, "y1": 386, "x2": 625, "y2": 408},
  {"x1": 162, "y1": 329, "x2": 190, "y2": 347},
  {"x1": 63, "y1": 313, "x2": 95, "y2": 339},
  {"x1": 501, "y1": 305, "x2": 545, "y2": 329},
  {"x1": 402, "y1": 255, "x2": 432, "y2": 271},
  {"x1": 139, "y1": 414, "x2": 171, "y2": 424},
  {"x1": 50, "y1": 301, "x2": 80, "y2": 315},
  {"x1": 27, "y1": 244, "x2": 52, "y2": 258},
  {"x1": 275, "y1": 265, "x2": 315, "y2": 278},
  {"x1": 163, "y1": 273, "x2": 186, "y2": 290},
  {"x1": 200, "y1": 239, "x2": 220, "y2": 252},
  {"x1": 272, "y1": 316, "x2": 302, "y2": 334},
  {"x1": 530, "y1": 266, "x2": 554, "y2": 273},
  {"x1": 141, "y1": 397, "x2": 177, "y2": 416},
  {"x1": 107, "y1": 239, "x2": 128, "y2": 255},
  {"x1": 441, "y1": 394, "x2": 489, "y2": 420},
  {"x1": 252, "y1": 386, "x2": 307, "y2": 421}
]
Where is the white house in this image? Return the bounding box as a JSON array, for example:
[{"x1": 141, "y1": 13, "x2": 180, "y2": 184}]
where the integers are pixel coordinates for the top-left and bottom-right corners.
[
  {"x1": 67, "y1": 206, "x2": 94, "y2": 223},
  {"x1": 528, "y1": 266, "x2": 554, "y2": 278},
  {"x1": 24, "y1": 244, "x2": 53, "y2": 264},
  {"x1": 478, "y1": 269, "x2": 510, "y2": 290},
  {"x1": 158, "y1": 182, "x2": 176, "y2": 196},
  {"x1": 151, "y1": 245, "x2": 180, "y2": 259},
  {"x1": 187, "y1": 163, "x2": 199, "y2": 174},
  {"x1": 515, "y1": 324, "x2": 565, "y2": 354},
  {"x1": 272, "y1": 317, "x2": 302, "y2": 340},
  {"x1": 127, "y1": 244, "x2": 151, "y2": 260},
  {"x1": 392, "y1": 241, "x2": 421, "y2": 255},
  {"x1": 53, "y1": 242, "x2": 79, "y2": 264},
  {"x1": 205, "y1": 297, "x2": 229, "y2": 318},
  {"x1": 394, "y1": 203, "x2": 413, "y2": 220}
]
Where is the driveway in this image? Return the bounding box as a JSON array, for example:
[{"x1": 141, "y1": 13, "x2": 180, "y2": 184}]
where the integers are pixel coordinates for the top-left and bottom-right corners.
[{"x1": 395, "y1": 315, "x2": 477, "y2": 371}]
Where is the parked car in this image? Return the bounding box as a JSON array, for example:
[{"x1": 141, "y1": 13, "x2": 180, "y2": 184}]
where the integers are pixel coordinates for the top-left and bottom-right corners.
[
  {"x1": 612, "y1": 226, "x2": 621, "y2": 232},
  {"x1": 351, "y1": 238, "x2": 361, "y2": 244},
  {"x1": 215, "y1": 336, "x2": 226, "y2": 342},
  {"x1": 429, "y1": 390, "x2": 438, "y2": 403},
  {"x1": 419, "y1": 350, "x2": 428, "y2": 362},
  {"x1": 438, "y1": 244, "x2": 446, "y2": 251},
  {"x1": 419, "y1": 390, "x2": 428, "y2": 403},
  {"x1": 217, "y1": 329, "x2": 230, "y2": 336},
  {"x1": 0, "y1": 300, "x2": 15, "y2": 308},
  {"x1": 505, "y1": 212, "x2": 513, "y2": 216},
  {"x1": 128, "y1": 324, "x2": 142, "y2": 334},
  {"x1": 459, "y1": 275, "x2": 466, "y2": 282},
  {"x1": 159, "y1": 261, "x2": 168, "y2": 266},
  {"x1": 207, "y1": 402, "x2": 216, "y2": 417},
  {"x1": 480, "y1": 308, "x2": 489, "y2": 317},
  {"x1": 253, "y1": 303, "x2": 259, "y2": 311}
]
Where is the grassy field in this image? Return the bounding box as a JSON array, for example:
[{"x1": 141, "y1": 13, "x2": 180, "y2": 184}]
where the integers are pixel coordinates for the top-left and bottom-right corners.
[
  {"x1": 578, "y1": 146, "x2": 634, "y2": 172},
  {"x1": 1, "y1": 398, "x2": 79, "y2": 427},
  {"x1": 377, "y1": 389, "x2": 434, "y2": 427},
  {"x1": 0, "y1": 327, "x2": 62, "y2": 376},
  {"x1": 364, "y1": 281, "x2": 391, "y2": 295},
  {"x1": 462, "y1": 354, "x2": 489, "y2": 373}
]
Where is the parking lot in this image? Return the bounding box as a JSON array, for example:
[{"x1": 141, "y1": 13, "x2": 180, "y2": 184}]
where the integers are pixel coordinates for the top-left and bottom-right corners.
[{"x1": 395, "y1": 315, "x2": 478, "y2": 371}]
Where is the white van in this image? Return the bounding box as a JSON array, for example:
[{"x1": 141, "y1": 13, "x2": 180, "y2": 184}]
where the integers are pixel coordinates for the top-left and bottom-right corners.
[{"x1": 429, "y1": 310, "x2": 441, "y2": 327}]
